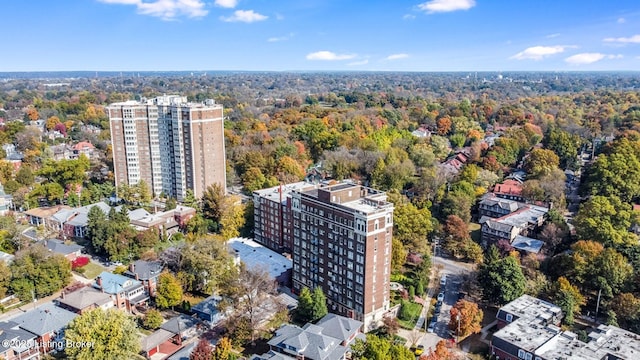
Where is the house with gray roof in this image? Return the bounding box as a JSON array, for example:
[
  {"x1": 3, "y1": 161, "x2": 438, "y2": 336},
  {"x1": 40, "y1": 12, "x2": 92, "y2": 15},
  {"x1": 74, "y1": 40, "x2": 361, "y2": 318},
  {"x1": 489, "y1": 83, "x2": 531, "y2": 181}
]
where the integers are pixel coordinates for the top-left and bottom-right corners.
[
  {"x1": 124, "y1": 260, "x2": 164, "y2": 297},
  {"x1": 192, "y1": 295, "x2": 225, "y2": 325},
  {"x1": 44, "y1": 239, "x2": 83, "y2": 261},
  {"x1": 10, "y1": 302, "x2": 77, "y2": 353},
  {"x1": 259, "y1": 314, "x2": 363, "y2": 360},
  {"x1": 0, "y1": 321, "x2": 39, "y2": 360},
  {"x1": 94, "y1": 271, "x2": 149, "y2": 312},
  {"x1": 56, "y1": 286, "x2": 113, "y2": 314}
]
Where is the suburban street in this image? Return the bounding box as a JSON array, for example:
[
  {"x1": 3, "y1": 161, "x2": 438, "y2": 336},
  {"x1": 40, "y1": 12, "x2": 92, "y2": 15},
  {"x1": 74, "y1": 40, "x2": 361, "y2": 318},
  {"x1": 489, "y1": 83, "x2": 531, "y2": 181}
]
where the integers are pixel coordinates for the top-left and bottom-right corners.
[{"x1": 399, "y1": 251, "x2": 475, "y2": 354}]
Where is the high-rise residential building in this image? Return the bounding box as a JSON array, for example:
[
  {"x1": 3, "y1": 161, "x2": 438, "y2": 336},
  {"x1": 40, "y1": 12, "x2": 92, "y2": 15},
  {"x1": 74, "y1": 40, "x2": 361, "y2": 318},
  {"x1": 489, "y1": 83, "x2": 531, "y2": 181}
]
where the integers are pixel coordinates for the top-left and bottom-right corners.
[
  {"x1": 288, "y1": 182, "x2": 394, "y2": 330},
  {"x1": 253, "y1": 181, "x2": 314, "y2": 253},
  {"x1": 107, "y1": 95, "x2": 226, "y2": 201}
]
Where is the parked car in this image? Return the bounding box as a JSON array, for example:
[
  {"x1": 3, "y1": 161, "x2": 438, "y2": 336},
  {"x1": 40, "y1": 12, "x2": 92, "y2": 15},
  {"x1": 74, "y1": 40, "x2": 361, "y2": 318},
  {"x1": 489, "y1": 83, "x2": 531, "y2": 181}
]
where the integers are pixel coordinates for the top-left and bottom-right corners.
[
  {"x1": 440, "y1": 275, "x2": 447, "y2": 287},
  {"x1": 437, "y1": 292, "x2": 445, "y2": 302},
  {"x1": 427, "y1": 322, "x2": 435, "y2": 333},
  {"x1": 415, "y1": 345, "x2": 425, "y2": 356}
]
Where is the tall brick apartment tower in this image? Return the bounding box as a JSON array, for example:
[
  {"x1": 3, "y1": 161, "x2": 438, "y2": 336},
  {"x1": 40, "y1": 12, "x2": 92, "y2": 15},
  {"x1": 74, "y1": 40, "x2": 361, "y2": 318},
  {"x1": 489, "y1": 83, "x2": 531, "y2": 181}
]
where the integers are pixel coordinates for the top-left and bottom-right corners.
[
  {"x1": 107, "y1": 95, "x2": 226, "y2": 201},
  {"x1": 289, "y1": 182, "x2": 394, "y2": 330}
]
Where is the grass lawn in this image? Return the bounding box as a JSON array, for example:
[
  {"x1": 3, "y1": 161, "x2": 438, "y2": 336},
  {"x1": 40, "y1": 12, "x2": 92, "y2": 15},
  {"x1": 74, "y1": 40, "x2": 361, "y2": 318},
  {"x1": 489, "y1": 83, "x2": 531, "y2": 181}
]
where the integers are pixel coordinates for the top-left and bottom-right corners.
[
  {"x1": 397, "y1": 302, "x2": 423, "y2": 329},
  {"x1": 469, "y1": 222, "x2": 481, "y2": 243},
  {"x1": 80, "y1": 262, "x2": 105, "y2": 280}
]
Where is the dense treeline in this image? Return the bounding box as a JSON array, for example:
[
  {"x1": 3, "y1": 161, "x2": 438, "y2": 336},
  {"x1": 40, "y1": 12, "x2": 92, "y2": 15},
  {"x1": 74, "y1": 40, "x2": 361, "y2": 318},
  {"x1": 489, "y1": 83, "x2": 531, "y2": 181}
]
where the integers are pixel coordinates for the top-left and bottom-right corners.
[{"x1": 1, "y1": 73, "x2": 640, "y2": 335}]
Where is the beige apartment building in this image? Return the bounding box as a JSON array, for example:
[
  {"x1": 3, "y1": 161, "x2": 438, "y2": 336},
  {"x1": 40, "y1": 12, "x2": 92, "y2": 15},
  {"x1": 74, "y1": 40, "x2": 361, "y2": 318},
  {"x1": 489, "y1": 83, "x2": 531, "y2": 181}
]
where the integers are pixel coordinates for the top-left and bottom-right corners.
[{"x1": 107, "y1": 95, "x2": 226, "y2": 201}]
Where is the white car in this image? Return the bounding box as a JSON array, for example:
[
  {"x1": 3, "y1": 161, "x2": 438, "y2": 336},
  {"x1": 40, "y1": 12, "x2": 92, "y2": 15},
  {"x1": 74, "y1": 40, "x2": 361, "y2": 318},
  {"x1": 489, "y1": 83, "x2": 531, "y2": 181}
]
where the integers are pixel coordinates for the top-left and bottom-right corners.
[{"x1": 437, "y1": 292, "x2": 445, "y2": 302}]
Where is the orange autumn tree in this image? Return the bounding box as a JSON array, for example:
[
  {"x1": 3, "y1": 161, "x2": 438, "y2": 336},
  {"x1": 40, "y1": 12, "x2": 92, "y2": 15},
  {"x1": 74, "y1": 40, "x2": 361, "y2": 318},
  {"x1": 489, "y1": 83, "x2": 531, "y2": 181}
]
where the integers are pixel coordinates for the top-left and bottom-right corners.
[
  {"x1": 449, "y1": 299, "x2": 483, "y2": 339},
  {"x1": 420, "y1": 340, "x2": 456, "y2": 360}
]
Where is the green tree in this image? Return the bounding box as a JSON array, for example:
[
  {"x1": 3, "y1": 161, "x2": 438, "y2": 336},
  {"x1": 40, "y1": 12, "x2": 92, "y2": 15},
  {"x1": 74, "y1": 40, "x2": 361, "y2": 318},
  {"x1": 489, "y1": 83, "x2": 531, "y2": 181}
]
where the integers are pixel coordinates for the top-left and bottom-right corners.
[
  {"x1": 0, "y1": 261, "x2": 10, "y2": 298},
  {"x1": 523, "y1": 148, "x2": 560, "y2": 178},
  {"x1": 391, "y1": 238, "x2": 407, "y2": 273},
  {"x1": 202, "y1": 183, "x2": 225, "y2": 224},
  {"x1": 15, "y1": 166, "x2": 34, "y2": 186},
  {"x1": 550, "y1": 277, "x2": 585, "y2": 325},
  {"x1": 142, "y1": 309, "x2": 164, "y2": 330},
  {"x1": 478, "y1": 253, "x2": 526, "y2": 305},
  {"x1": 311, "y1": 286, "x2": 328, "y2": 321},
  {"x1": 177, "y1": 237, "x2": 233, "y2": 294},
  {"x1": 155, "y1": 272, "x2": 183, "y2": 309},
  {"x1": 183, "y1": 189, "x2": 198, "y2": 209},
  {"x1": 387, "y1": 190, "x2": 433, "y2": 253},
  {"x1": 10, "y1": 245, "x2": 71, "y2": 300},
  {"x1": 65, "y1": 308, "x2": 140, "y2": 360},
  {"x1": 165, "y1": 197, "x2": 177, "y2": 211},
  {"x1": 295, "y1": 286, "x2": 314, "y2": 323},
  {"x1": 573, "y1": 195, "x2": 638, "y2": 247}
]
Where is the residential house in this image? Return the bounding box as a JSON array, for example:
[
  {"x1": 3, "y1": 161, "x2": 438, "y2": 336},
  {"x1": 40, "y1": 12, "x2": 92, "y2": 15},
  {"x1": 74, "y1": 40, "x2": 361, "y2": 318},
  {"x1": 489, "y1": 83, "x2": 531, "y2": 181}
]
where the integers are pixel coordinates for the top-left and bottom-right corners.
[
  {"x1": 257, "y1": 314, "x2": 363, "y2": 360},
  {"x1": 0, "y1": 184, "x2": 13, "y2": 215},
  {"x1": 44, "y1": 239, "x2": 83, "y2": 261},
  {"x1": 60, "y1": 202, "x2": 111, "y2": 238},
  {"x1": 124, "y1": 260, "x2": 164, "y2": 297},
  {"x1": 411, "y1": 126, "x2": 431, "y2": 138},
  {"x1": 93, "y1": 271, "x2": 149, "y2": 312},
  {"x1": 480, "y1": 196, "x2": 549, "y2": 254},
  {"x1": 165, "y1": 342, "x2": 196, "y2": 360},
  {"x1": 140, "y1": 329, "x2": 181, "y2": 360},
  {"x1": 25, "y1": 205, "x2": 71, "y2": 227},
  {"x1": 10, "y1": 302, "x2": 77, "y2": 354},
  {"x1": 0, "y1": 321, "x2": 40, "y2": 360},
  {"x1": 192, "y1": 295, "x2": 225, "y2": 325},
  {"x1": 56, "y1": 286, "x2": 113, "y2": 314},
  {"x1": 491, "y1": 295, "x2": 640, "y2": 360},
  {"x1": 140, "y1": 315, "x2": 201, "y2": 359},
  {"x1": 2, "y1": 144, "x2": 23, "y2": 172},
  {"x1": 478, "y1": 196, "x2": 520, "y2": 219},
  {"x1": 71, "y1": 141, "x2": 95, "y2": 159},
  {"x1": 493, "y1": 179, "x2": 525, "y2": 202}
]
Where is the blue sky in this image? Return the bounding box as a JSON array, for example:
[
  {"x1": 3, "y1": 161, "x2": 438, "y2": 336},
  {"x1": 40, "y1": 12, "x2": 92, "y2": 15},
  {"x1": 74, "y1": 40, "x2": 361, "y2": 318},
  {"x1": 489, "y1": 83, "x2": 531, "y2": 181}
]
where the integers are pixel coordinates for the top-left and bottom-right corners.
[{"x1": 3, "y1": 0, "x2": 640, "y2": 71}]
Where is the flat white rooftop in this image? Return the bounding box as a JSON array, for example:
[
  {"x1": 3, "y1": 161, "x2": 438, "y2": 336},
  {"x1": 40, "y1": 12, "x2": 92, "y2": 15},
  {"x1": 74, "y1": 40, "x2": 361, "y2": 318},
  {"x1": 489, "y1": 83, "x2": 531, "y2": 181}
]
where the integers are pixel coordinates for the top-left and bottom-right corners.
[
  {"x1": 253, "y1": 182, "x2": 314, "y2": 204},
  {"x1": 228, "y1": 237, "x2": 292, "y2": 279}
]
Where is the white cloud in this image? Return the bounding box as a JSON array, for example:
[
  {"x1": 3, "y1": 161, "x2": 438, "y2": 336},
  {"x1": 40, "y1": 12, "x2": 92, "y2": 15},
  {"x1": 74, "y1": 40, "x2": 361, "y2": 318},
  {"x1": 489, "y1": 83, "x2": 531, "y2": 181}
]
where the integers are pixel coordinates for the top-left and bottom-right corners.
[
  {"x1": 386, "y1": 53, "x2": 409, "y2": 60},
  {"x1": 306, "y1": 51, "x2": 356, "y2": 61},
  {"x1": 214, "y1": 0, "x2": 237, "y2": 8},
  {"x1": 608, "y1": 54, "x2": 624, "y2": 59},
  {"x1": 267, "y1": 33, "x2": 294, "y2": 42},
  {"x1": 565, "y1": 53, "x2": 606, "y2": 65},
  {"x1": 618, "y1": 17, "x2": 626, "y2": 24},
  {"x1": 546, "y1": 33, "x2": 560, "y2": 39},
  {"x1": 418, "y1": 0, "x2": 476, "y2": 13},
  {"x1": 221, "y1": 9, "x2": 268, "y2": 23},
  {"x1": 403, "y1": 14, "x2": 416, "y2": 20},
  {"x1": 98, "y1": 0, "x2": 208, "y2": 20},
  {"x1": 348, "y1": 59, "x2": 369, "y2": 66},
  {"x1": 510, "y1": 45, "x2": 568, "y2": 60},
  {"x1": 603, "y1": 34, "x2": 640, "y2": 43}
]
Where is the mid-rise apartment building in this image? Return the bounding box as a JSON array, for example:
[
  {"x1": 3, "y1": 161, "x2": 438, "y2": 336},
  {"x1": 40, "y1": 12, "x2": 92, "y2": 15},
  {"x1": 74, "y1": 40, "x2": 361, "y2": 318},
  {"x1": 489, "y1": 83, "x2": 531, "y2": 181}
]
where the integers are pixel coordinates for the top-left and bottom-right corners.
[
  {"x1": 289, "y1": 182, "x2": 394, "y2": 330},
  {"x1": 107, "y1": 95, "x2": 226, "y2": 201}
]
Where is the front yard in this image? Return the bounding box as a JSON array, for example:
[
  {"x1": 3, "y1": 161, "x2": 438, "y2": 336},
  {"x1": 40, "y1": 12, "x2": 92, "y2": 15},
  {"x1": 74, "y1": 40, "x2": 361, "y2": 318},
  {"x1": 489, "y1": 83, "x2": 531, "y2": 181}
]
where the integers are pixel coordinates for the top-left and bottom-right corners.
[
  {"x1": 397, "y1": 301, "x2": 423, "y2": 329},
  {"x1": 77, "y1": 261, "x2": 105, "y2": 280}
]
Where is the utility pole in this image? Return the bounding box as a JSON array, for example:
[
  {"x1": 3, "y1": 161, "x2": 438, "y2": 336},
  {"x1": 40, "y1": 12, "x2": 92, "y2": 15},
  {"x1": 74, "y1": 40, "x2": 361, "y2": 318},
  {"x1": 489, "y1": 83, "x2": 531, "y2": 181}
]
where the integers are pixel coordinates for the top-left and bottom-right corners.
[
  {"x1": 595, "y1": 288, "x2": 602, "y2": 322},
  {"x1": 456, "y1": 314, "x2": 461, "y2": 344}
]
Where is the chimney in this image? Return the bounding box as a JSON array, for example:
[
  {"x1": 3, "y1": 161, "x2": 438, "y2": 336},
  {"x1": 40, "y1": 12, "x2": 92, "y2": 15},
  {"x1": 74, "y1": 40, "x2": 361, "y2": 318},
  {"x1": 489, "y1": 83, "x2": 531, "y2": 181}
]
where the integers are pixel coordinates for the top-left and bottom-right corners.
[
  {"x1": 96, "y1": 276, "x2": 102, "y2": 288},
  {"x1": 130, "y1": 262, "x2": 135, "y2": 273}
]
